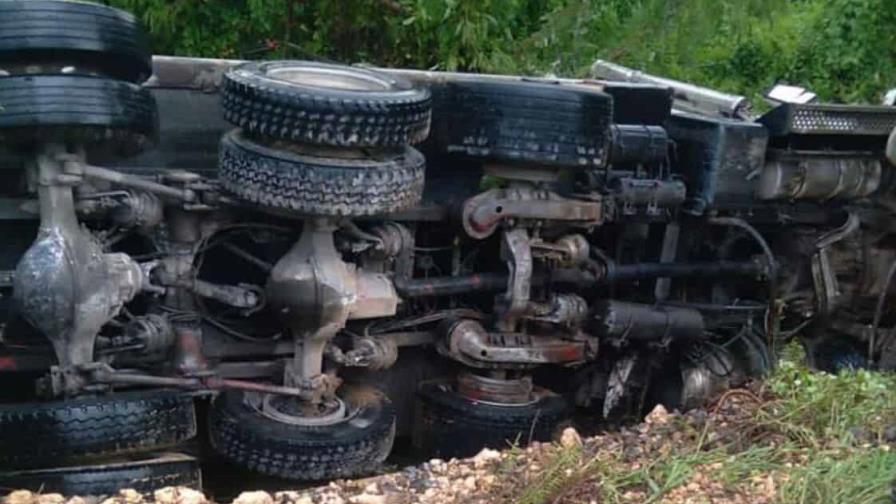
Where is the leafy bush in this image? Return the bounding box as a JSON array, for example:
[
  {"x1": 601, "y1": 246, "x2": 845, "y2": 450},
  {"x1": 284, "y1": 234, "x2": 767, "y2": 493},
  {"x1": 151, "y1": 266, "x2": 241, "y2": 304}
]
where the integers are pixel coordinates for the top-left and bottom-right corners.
[
  {"x1": 106, "y1": 0, "x2": 896, "y2": 103},
  {"x1": 764, "y1": 360, "x2": 896, "y2": 445}
]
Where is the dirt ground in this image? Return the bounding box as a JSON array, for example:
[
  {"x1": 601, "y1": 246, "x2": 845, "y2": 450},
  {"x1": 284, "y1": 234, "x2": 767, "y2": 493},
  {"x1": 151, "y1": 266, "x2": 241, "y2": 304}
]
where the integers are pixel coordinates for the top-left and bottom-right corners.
[{"x1": 4, "y1": 379, "x2": 895, "y2": 504}]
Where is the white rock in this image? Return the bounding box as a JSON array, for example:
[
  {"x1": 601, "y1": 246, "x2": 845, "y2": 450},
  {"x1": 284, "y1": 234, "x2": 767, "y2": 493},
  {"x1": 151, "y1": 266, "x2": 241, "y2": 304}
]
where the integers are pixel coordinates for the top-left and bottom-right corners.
[
  {"x1": 645, "y1": 404, "x2": 670, "y2": 425},
  {"x1": 348, "y1": 495, "x2": 385, "y2": 504},
  {"x1": 4, "y1": 491, "x2": 34, "y2": 504},
  {"x1": 319, "y1": 495, "x2": 345, "y2": 504},
  {"x1": 118, "y1": 490, "x2": 143, "y2": 504},
  {"x1": 471, "y1": 448, "x2": 501, "y2": 468},
  {"x1": 559, "y1": 426, "x2": 583, "y2": 448},
  {"x1": 232, "y1": 492, "x2": 273, "y2": 504},
  {"x1": 36, "y1": 495, "x2": 65, "y2": 504},
  {"x1": 273, "y1": 492, "x2": 312, "y2": 504},
  {"x1": 153, "y1": 488, "x2": 206, "y2": 504}
]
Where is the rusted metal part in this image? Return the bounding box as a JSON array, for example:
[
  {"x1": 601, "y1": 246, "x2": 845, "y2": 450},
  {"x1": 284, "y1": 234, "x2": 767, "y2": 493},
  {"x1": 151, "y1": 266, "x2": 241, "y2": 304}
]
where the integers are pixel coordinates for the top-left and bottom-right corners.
[
  {"x1": 189, "y1": 279, "x2": 262, "y2": 309},
  {"x1": 442, "y1": 319, "x2": 586, "y2": 368},
  {"x1": 530, "y1": 234, "x2": 589, "y2": 267},
  {"x1": 77, "y1": 190, "x2": 164, "y2": 230},
  {"x1": 82, "y1": 362, "x2": 317, "y2": 398},
  {"x1": 96, "y1": 314, "x2": 174, "y2": 356},
  {"x1": 495, "y1": 229, "x2": 532, "y2": 332},
  {"x1": 173, "y1": 325, "x2": 206, "y2": 373},
  {"x1": 61, "y1": 158, "x2": 197, "y2": 202},
  {"x1": 456, "y1": 372, "x2": 534, "y2": 404},
  {"x1": 251, "y1": 392, "x2": 347, "y2": 426},
  {"x1": 757, "y1": 151, "x2": 881, "y2": 201},
  {"x1": 14, "y1": 146, "x2": 145, "y2": 371},
  {"x1": 214, "y1": 360, "x2": 282, "y2": 379},
  {"x1": 525, "y1": 294, "x2": 589, "y2": 328},
  {"x1": 162, "y1": 207, "x2": 220, "y2": 374},
  {"x1": 268, "y1": 218, "x2": 398, "y2": 403},
  {"x1": 352, "y1": 272, "x2": 399, "y2": 319},
  {"x1": 327, "y1": 336, "x2": 398, "y2": 371},
  {"x1": 462, "y1": 188, "x2": 602, "y2": 240}
]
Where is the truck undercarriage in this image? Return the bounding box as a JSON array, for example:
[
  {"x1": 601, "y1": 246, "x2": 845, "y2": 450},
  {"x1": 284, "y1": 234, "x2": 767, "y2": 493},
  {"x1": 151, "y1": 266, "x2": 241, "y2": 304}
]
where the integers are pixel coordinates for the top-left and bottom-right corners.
[{"x1": 0, "y1": 0, "x2": 895, "y2": 493}]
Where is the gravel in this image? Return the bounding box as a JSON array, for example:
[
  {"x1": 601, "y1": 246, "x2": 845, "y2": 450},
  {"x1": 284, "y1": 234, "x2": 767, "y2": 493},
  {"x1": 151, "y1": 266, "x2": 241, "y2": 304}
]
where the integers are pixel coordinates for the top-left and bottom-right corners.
[{"x1": 3, "y1": 383, "x2": 894, "y2": 504}]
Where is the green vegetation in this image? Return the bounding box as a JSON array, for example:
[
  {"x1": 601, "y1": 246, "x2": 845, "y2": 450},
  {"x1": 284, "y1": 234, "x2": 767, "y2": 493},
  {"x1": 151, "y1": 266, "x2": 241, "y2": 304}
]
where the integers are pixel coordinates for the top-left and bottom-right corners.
[
  {"x1": 510, "y1": 354, "x2": 896, "y2": 503},
  {"x1": 106, "y1": 0, "x2": 895, "y2": 104}
]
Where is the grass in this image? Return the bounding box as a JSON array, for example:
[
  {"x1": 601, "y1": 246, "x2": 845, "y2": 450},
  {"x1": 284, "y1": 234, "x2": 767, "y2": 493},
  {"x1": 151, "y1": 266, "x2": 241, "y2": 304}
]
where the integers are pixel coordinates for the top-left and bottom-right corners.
[{"x1": 511, "y1": 348, "x2": 896, "y2": 503}]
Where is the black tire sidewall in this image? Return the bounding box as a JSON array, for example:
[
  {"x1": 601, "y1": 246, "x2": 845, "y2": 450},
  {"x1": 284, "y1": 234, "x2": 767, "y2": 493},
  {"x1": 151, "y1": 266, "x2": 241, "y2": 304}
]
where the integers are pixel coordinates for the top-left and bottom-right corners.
[
  {"x1": 0, "y1": 74, "x2": 158, "y2": 154},
  {"x1": 418, "y1": 381, "x2": 570, "y2": 457},
  {"x1": 211, "y1": 386, "x2": 393, "y2": 446},
  {"x1": 0, "y1": 0, "x2": 152, "y2": 83},
  {"x1": 0, "y1": 390, "x2": 197, "y2": 469},
  {"x1": 218, "y1": 129, "x2": 425, "y2": 217},
  {"x1": 208, "y1": 384, "x2": 396, "y2": 480},
  {"x1": 0, "y1": 454, "x2": 201, "y2": 495},
  {"x1": 222, "y1": 61, "x2": 432, "y2": 147}
]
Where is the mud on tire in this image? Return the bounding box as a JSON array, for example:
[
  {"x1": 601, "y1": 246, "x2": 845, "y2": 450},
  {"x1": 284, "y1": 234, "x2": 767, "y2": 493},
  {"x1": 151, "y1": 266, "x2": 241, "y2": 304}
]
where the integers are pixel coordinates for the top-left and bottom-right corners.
[
  {"x1": 418, "y1": 380, "x2": 571, "y2": 459},
  {"x1": 219, "y1": 129, "x2": 424, "y2": 217},
  {"x1": 222, "y1": 61, "x2": 431, "y2": 147},
  {"x1": 208, "y1": 385, "x2": 396, "y2": 481},
  {"x1": 0, "y1": 390, "x2": 197, "y2": 469}
]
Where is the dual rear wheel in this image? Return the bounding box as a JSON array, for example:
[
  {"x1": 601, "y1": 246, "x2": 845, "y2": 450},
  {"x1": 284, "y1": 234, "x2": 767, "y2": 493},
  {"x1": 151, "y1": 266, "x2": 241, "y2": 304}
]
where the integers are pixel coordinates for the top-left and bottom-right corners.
[{"x1": 0, "y1": 0, "x2": 180, "y2": 494}]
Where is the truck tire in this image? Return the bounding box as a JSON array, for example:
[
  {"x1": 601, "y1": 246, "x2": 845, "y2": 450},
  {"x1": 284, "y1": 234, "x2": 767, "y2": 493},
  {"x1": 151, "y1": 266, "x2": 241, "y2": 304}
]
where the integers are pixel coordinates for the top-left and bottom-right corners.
[
  {"x1": 0, "y1": 453, "x2": 201, "y2": 495},
  {"x1": 0, "y1": 74, "x2": 158, "y2": 154},
  {"x1": 418, "y1": 380, "x2": 571, "y2": 459},
  {"x1": 222, "y1": 61, "x2": 431, "y2": 147},
  {"x1": 429, "y1": 79, "x2": 613, "y2": 168},
  {"x1": 219, "y1": 129, "x2": 424, "y2": 217},
  {"x1": 0, "y1": 0, "x2": 152, "y2": 83},
  {"x1": 208, "y1": 385, "x2": 396, "y2": 480},
  {"x1": 0, "y1": 390, "x2": 197, "y2": 469}
]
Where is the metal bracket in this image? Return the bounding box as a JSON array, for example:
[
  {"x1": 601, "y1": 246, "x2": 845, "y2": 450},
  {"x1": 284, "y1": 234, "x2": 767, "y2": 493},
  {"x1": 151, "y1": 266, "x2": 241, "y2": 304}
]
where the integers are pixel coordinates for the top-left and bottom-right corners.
[
  {"x1": 496, "y1": 229, "x2": 532, "y2": 332},
  {"x1": 462, "y1": 188, "x2": 602, "y2": 239},
  {"x1": 811, "y1": 212, "x2": 859, "y2": 316}
]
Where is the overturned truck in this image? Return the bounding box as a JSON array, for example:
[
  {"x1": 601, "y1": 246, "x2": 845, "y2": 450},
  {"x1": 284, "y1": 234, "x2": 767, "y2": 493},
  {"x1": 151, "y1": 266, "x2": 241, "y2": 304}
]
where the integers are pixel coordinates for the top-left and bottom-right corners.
[{"x1": 1, "y1": 0, "x2": 895, "y2": 493}]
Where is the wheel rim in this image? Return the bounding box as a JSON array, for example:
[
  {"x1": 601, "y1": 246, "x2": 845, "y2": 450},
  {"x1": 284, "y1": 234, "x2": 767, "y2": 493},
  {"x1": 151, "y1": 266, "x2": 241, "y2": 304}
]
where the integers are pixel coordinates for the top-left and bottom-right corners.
[
  {"x1": 266, "y1": 66, "x2": 392, "y2": 92},
  {"x1": 456, "y1": 372, "x2": 537, "y2": 405},
  {"x1": 246, "y1": 392, "x2": 349, "y2": 426}
]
